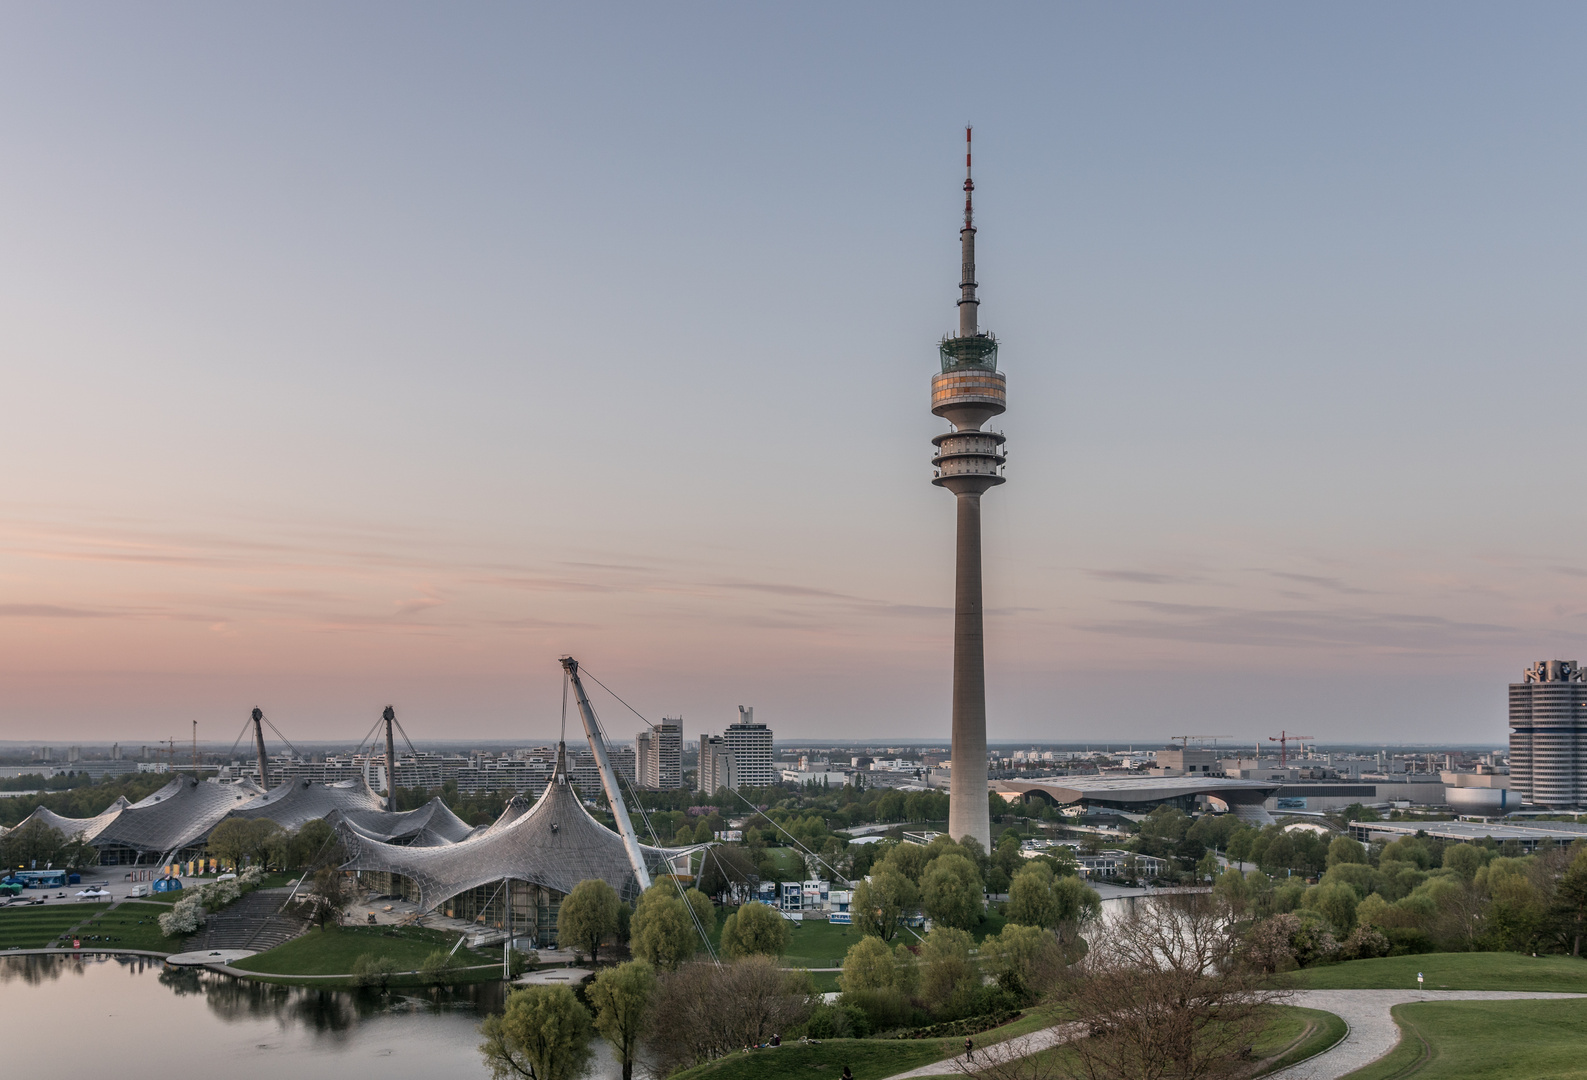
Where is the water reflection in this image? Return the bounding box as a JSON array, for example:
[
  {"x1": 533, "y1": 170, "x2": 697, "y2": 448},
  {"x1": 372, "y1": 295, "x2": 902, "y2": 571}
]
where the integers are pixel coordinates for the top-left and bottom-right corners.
[{"x1": 0, "y1": 955, "x2": 581, "y2": 1080}]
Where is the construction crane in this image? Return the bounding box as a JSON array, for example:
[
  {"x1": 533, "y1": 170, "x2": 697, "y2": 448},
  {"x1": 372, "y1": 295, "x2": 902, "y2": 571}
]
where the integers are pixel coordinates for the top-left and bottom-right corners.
[
  {"x1": 1268, "y1": 730, "x2": 1314, "y2": 767},
  {"x1": 1169, "y1": 735, "x2": 1232, "y2": 748}
]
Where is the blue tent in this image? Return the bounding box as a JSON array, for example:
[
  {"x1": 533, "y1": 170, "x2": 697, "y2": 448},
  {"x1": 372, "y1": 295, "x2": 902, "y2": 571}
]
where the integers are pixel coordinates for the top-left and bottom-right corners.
[{"x1": 151, "y1": 876, "x2": 183, "y2": 893}]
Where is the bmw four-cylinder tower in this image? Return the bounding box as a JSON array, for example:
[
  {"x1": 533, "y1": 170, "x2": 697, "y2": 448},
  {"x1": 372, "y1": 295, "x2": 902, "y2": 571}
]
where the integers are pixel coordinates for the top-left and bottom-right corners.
[{"x1": 931, "y1": 127, "x2": 1006, "y2": 851}]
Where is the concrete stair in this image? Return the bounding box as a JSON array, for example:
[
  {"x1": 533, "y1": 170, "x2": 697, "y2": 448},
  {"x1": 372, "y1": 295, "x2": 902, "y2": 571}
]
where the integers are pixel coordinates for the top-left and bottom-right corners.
[{"x1": 185, "y1": 888, "x2": 309, "y2": 953}]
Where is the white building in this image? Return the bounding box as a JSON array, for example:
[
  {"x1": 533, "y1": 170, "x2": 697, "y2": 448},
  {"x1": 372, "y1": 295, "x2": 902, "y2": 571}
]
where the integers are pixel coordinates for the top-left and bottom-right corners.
[
  {"x1": 698, "y1": 735, "x2": 736, "y2": 793},
  {"x1": 636, "y1": 718, "x2": 683, "y2": 790},
  {"x1": 723, "y1": 707, "x2": 775, "y2": 787}
]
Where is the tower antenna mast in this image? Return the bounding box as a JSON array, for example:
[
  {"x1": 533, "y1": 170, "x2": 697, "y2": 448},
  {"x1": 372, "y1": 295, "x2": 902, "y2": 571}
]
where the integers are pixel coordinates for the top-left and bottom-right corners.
[{"x1": 930, "y1": 125, "x2": 1008, "y2": 850}]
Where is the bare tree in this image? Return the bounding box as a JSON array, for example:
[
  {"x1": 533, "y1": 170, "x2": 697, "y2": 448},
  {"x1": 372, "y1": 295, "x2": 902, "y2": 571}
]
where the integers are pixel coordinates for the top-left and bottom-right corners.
[
  {"x1": 1065, "y1": 894, "x2": 1284, "y2": 1080},
  {"x1": 643, "y1": 956, "x2": 813, "y2": 1074},
  {"x1": 963, "y1": 894, "x2": 1285, "y2": 1080}
]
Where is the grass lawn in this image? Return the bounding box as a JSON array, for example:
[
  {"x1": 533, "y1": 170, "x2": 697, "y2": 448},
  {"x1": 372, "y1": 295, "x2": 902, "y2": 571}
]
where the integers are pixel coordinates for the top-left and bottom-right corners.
[
  {"x1": 1342, "y1": 998, "x2": 1587, "y2": 1079},
  {"x1": 668, "y1": 1039, "x2": 947, "y2": 1080},
  {"x1": 1285, "y1": 952, "x2": 1587, "y2": 993},
  {"x1": 0, "y1": 902, "x2": 111, "y2": 949},
  {"x1": 1252, "y1": 1006, "x2": 1349, "y2": 1076},
  {"x1": 70, "y1": 902, "x2": 184, "y2": 952},
  {"x1": 672, "y1": 1001, "x2": 1345, "y2": 1080},
  {"x1": 231, "y1": 924, "x2": 497, "y2": 980}
]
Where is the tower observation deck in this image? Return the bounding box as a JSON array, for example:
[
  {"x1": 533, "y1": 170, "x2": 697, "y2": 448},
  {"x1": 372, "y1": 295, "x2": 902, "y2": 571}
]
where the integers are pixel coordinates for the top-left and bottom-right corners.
[{"x1": 931, "y1": 127, "x2": 1005, "y2": 851}]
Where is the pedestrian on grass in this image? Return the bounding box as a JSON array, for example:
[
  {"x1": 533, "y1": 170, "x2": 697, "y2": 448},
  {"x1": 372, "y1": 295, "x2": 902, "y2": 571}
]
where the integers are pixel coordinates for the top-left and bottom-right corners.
[{"x1": 965, "y1": 1036, "x2": 974, "y2": 1061}]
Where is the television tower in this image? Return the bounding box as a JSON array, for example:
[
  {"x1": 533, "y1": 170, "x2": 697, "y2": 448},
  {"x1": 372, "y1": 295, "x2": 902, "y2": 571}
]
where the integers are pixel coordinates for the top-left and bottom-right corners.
[{"x1": 931, "y1": 127, "x2": 1006, "y2": 851}]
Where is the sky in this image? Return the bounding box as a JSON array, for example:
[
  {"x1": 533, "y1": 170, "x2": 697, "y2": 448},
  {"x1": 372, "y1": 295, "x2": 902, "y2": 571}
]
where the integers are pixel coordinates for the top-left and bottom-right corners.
[{"x1": 2, "y1": 4, "x2": 1586, "y2": 746}]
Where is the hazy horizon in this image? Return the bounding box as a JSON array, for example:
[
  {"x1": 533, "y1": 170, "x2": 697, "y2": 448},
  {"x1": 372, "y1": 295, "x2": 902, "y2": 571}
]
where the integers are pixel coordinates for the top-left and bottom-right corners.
[{"x1": 5, "y1": 5, "x2": 1586, "y2": 744}]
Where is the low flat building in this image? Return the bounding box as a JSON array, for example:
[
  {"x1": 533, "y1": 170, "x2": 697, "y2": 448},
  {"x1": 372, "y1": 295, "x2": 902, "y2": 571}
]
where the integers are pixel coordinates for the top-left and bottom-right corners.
[{"x1": 1348, "y1": 817, "x2": 1587, "y2": 853}]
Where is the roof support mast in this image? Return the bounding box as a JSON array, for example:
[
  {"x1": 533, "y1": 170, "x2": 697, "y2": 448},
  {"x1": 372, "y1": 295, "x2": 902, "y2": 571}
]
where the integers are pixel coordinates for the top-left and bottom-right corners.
[
  {"x1": 560, "y1": 656, "x2": 652, "y2": 892},
  {"x1": 383, "y1": 706, "x2": 399, "y2": 812},
  {"x1": 251, "y1": 708, "x2": 270, "y2": 789}
]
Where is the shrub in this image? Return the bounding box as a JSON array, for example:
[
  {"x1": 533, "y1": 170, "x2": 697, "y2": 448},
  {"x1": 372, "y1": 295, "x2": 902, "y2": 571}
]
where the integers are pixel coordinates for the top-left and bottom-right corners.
[
  {"x1": 353, "y1": 953, "x2": 398, "y2": 989},
  {"x1": 420, "y1": 949, "x2": 463, "y2": 987},
  {"x1": 804, "y1": 1001, "x2": 871, "y2": 1039},
  {"x1": 158, "y1": 896, "x2": 207, "y2": 936},
  {"x1": 1338, "y1": 926, "x2": 1391, "y2": 961}
]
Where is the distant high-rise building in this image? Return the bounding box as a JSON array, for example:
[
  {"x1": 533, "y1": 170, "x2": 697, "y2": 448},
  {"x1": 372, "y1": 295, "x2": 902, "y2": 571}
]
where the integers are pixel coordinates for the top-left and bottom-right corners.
[
  {"x1": 698, "y1": 735, "x2": 735, "y2": 793},
  {"x1": 723, "y1": 706, "x2": 775, "y2": 788},
  {"x1": 1510, "y1": 660, "x2": 1587, "y2": 809},
  {"x1": 636, "y1": 718, "x2": 682, "y2": 790}
]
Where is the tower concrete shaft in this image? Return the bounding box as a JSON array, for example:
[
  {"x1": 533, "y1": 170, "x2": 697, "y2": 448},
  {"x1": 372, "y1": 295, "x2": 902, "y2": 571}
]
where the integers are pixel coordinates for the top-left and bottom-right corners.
[{"x1": 930, "y1": 126, "x2": 1006, "y2": 852}]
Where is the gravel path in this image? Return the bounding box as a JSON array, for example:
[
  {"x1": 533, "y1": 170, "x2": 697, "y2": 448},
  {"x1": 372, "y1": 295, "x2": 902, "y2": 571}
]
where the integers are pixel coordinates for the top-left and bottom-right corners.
[{"x1": 1267, "y1": 989, "x2": 1587, "y2": 1080}]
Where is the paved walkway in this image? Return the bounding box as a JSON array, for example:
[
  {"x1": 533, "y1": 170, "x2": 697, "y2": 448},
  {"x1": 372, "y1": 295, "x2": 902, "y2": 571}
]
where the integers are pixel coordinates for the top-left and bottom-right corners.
[
  {"x1": 1267, "y1": 989, "x2": 1587, "y2": 1080},
  {"x1": 881, "y1": 989, "x2": 1587, "y2": 1080},
  {"x1": 884, "y1": 1023, "x2": 1083, "y2": 1078}
]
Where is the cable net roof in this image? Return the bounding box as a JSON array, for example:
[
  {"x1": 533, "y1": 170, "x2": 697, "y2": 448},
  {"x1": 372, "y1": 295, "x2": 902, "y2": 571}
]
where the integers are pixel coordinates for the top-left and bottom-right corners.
[
  {"x1": 227, "y1": 777, "x2": 385, "y2": 833},
  {"x1": 340, "y1": 773, "x2": 700, "y2": 907},
  {"x1": 13, "y1": 797, "x2": 133, "y2": 844},
  {"x1": 327, "y1": 797, "x2": 474, "y2": 848},
  {"x1": 90, "y1": 776, "x2": 265, "y2": 856},
  {"x1": 465, "y1": 794, "x2": 533, "y2": 840}
]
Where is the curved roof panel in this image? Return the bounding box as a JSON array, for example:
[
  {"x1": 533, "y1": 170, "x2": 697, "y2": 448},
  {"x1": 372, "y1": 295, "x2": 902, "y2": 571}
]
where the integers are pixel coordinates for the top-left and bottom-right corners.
[
  {"x1": 227, "y1": 778, "x2": 385, "y2": 833},
  {"x1": 12, "y1": 797, "x2": 131, "y2": 844},
  {"x1": 94, "y1": 777, "x2": 265, "y2": 856},
  {"x1": 340, "y1": 775, "x2": 698, "y2": 908},
  {"x1": 328, "y1": 797, "x2": 474, "y2": 847}
]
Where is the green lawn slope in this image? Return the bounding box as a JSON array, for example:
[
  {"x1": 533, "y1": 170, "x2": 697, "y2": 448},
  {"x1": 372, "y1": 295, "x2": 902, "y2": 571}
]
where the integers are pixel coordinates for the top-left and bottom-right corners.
[
  {"x1": 71, "y1": 902, "x2": 185, "y2": 952},
  {"x1": 1285, "y1": 952, "x2": 1587, "y2": 993},
  {"x1": 1343, "y1": 998, "x2": 1587, "y2": 1080},
  {"x1": 230, "y1": 924, "x2": 498, "y2": 982},
  {"x1": 0, "y1": 903, "x2": 111, "y2": 949}
]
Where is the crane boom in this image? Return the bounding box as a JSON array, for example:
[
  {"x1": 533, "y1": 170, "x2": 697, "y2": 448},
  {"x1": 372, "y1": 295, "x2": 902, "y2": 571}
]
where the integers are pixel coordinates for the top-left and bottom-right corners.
[{"x1": 561, "y1": 656, "x2": 652, "y2": 892}]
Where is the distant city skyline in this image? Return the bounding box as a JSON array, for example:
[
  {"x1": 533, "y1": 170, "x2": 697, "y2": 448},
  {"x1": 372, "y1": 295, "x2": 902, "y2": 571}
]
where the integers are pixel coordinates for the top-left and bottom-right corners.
[{"x1": 4, "y1": 6, "x2": 1587, "y2": 742}]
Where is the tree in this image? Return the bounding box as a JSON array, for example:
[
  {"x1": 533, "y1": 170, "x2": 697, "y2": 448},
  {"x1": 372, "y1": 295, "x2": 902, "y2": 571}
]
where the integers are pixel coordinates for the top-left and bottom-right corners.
[
  {"x1": 1443, "y1": 842, "x2": 1488, "y2": 882},
  {"x1": 839, "y1": 934, "x2": 896, "y2": 992},
  {"x1": 589, "y1": 960, "x2": 655, "y2": 1080},
  {"x1": 1326, "y1": 836, "x2": 1368, "y2": 868},
  {"x1": 682, "y1": 887, "x2": 716, "y2": 938},
  {"x1": 1308, "y1": 880, "x2": 1359, "y2": 935},
  {"x1": 309, "y1": 867, "x2": 351, "y2": 929},
  {"x1": 917, "y1": 926, "x2": 977, "y2": 1016},
  {"x1": 1007, "y1": 865, "x2": 1060, "y2": 929},
  {"x1": 720, "y1": 900, "x2": 790, "y2": 959},
  {"x1": 1556, "y1": 847, "x2": 1587, "y2": 957},
  {"x1": 853, "y1": 867, "x2": 918, "y2": 942},
  {"x1": 479, "y1": 985, "x2": 594, "y2": 1080},
  {"x1": 1050, "y1": 876, "x2": 1102, "y2": 946},
  {"x1": 421, "y1": 949, "x2": 464, "y2": 987},
  {"x1": 558, "y1": 878, "x2": 621, "y2": 964},
  {"x1": 921, "y1": 853, "x2": 983, "y2": 930},
  {"x1": 0, "y1": 820, "x2": 66, "y2": 869},
  {"x1": 630, "y1": 885, "x2": 698, "y2": 969},
  {"x1": 644, "y1": 958, "x2": 814, "y2": 1074},
  {"x1": 208, "y1": 818, "x2": 282, "y2": 869},
  {"x1": 1065, "y1": 894, "x2": 1283, "y2": 1080},
  {"x1": 980, "y1": 923, "x2": 1063, "y2": 1002}
]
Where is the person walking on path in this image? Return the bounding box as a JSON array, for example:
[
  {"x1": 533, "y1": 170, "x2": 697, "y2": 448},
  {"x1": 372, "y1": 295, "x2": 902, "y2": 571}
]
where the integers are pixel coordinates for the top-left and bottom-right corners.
[{"x1": 964, "y1": 1036, "x2": 974, "y2": 1062}]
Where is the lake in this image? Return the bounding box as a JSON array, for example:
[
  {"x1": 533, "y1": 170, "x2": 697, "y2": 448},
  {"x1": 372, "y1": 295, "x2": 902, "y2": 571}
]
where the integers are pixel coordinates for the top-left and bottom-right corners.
[{"x1": 0, "y1": 954, "x2": 627, "y2": 1078}]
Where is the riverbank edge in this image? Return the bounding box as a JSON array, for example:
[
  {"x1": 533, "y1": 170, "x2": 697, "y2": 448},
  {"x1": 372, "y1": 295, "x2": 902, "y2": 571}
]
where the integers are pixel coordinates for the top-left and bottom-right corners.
[{"x1": 3, "y1": 948, "x2": 507, "y2": 988}]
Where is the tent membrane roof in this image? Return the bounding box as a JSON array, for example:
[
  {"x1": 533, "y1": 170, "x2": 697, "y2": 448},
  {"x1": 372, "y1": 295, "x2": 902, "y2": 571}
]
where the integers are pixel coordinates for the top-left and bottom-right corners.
[{"x1": 340, "y1": 774, "x2": 701, "y2": 907}]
